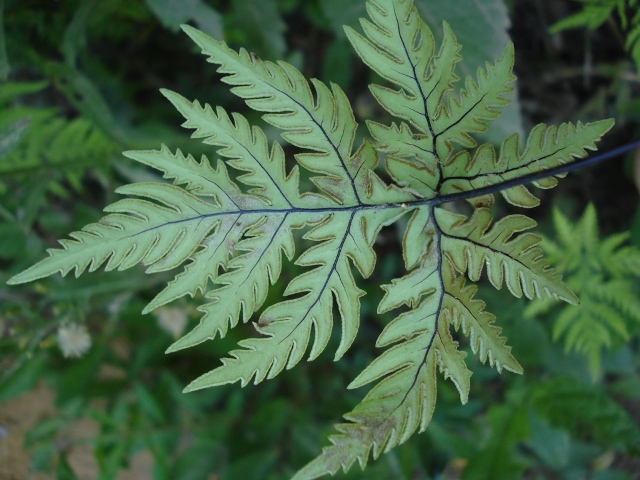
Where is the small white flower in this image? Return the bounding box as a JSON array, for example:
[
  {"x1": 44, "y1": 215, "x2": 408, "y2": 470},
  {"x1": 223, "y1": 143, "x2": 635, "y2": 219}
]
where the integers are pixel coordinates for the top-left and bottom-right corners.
[
  {"x1": 155, "y1": 307, "x2": 188, "y2": 339},
  {"x1": 56, "y1": 324, "x2": 91, "y2": 358}
]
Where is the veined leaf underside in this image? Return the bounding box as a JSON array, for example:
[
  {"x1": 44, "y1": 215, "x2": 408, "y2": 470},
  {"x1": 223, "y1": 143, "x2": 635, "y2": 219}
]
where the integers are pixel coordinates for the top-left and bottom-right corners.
[{"x1": 8, "y1": 0, "x2": 615, "y2": 478}]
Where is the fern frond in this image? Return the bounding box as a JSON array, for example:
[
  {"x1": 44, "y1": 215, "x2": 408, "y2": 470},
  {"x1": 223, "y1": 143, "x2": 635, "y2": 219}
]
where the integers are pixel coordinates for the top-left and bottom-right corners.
[
  {"x1": 345, "y1": 0, "x2": 454, "y2": 158},
  {"x1": 368, "y1": 122, "x2": 438, "y2": 197},
  {"x1": 296, "y1": 213, "x2": 471, "y2": 476},
  {"x1": 162, "y1": 212, "x2": 299, "y2": 350},
  {"x1": 351, "y1": 0, "x2": 514, "y2": 157},
  {"x1": 345, "y1": 0, "x2": 491, "y2": 161},
  {"x1": 8, "y1": 0, "x2": 617, "y2": 477},
  {"x1": 142, "y1": 216, "x2": 240, "y2": 312},
  {"x1": 434, "y1": 42, "x2": 515, "y2": 153},
  {"x1": 124, "y1": 145, "x2": 242, "y2": 204}
]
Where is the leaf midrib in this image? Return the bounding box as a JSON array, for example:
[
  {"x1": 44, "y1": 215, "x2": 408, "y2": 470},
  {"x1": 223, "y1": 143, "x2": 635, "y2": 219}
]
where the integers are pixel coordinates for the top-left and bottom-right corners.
[{"x1": 122, "y1": 145, "x2": 616, "y2": 241}]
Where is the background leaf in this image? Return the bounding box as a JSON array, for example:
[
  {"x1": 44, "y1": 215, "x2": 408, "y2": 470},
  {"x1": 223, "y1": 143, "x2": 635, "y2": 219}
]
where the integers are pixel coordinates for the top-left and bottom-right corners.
[{"x1": 144, "y1": 0, "x2": 223, "y2": 40}]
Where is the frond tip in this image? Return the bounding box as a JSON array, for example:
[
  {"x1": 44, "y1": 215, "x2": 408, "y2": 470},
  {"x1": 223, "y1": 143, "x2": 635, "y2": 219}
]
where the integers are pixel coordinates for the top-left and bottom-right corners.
[{"x1": 8, "y1": 181, "x2": 218, "y2": 284}]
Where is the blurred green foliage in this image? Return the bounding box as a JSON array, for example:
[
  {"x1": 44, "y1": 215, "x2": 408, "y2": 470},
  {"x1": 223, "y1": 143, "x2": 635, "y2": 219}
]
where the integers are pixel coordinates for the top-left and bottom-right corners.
[
  {"x1": 550, "y1": 0, "x2": 640, "y2": 75},
  {"x1": 525, "y1": 204, "x2": 640, "y2": 379},
  {"x1": 1, "y1": 0, "x2": 639, "y2": 479}
]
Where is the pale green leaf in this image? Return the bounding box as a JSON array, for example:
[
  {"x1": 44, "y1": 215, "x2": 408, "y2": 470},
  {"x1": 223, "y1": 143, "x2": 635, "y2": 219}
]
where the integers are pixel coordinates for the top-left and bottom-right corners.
[
  {"x1": 184, "y1": 208, "x2": 403, "y2": 389},
  {"x1": 160, "y1": 89, "x2": 305, "y2": 208},
  {"x1": 8, "y1": 1, "x2": 616, "y2": 476},
  {"x1": 415, "y1": 0, "x2": 524, "y2": 145},
  {"x1": 440, "y1": 120, "x2": 614, "y2": 208},
  {"x1": 437, "y1": 208, "x2": 577, "y2": 303},
  {"x1": 442, "y1": 261, "x2": 522, "y2": 374},
  {"x1": 8, "y1": 181, "x2": 218, "y2": 284},
  {"x1": 167, "y1": 212, "x2": 299, "y2": 351},
  {"x1": 181, "y1": 24, "x2": 363, "y2": 205}
]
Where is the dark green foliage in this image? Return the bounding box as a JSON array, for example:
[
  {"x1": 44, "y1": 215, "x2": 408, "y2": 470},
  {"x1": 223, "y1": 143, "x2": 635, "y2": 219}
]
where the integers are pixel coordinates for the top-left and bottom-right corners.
[
  {"x1": 533, "y1": 377, "x2": 640, "y2": 456},
  {"x1": 550, "y1": 0, "x2": 640, "y2": 75}
]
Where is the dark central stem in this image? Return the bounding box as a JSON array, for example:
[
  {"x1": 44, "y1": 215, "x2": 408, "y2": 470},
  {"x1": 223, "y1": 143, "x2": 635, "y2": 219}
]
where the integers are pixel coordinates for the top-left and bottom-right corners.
[{"x1": 431, "y1": 140, "x2": 639, "y2": 206}]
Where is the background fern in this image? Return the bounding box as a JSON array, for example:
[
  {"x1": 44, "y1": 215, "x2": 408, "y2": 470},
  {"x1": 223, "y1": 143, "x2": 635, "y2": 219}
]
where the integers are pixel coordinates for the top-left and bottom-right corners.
[
  {"x1": 524, "y1": 203, "x2": 640, "y2": 378},
  {"x1": 0, "y1": 81, "x2": 120, "y2": 180}
]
